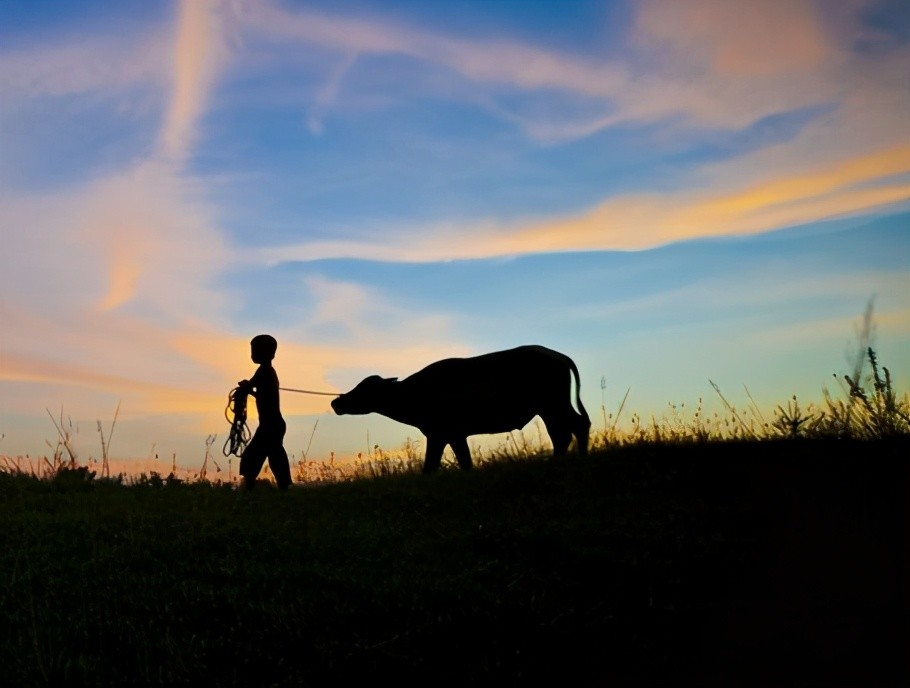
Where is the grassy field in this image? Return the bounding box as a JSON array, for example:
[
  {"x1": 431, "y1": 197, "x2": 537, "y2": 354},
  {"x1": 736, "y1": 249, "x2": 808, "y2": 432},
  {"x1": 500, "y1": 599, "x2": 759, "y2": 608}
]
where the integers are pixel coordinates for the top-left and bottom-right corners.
[
  {"x1": 2, "y1": 345, "x2": 908, "y2": 686},
  {"x1": 1, "y1": 436, "x2": 907, "y2": 687}
]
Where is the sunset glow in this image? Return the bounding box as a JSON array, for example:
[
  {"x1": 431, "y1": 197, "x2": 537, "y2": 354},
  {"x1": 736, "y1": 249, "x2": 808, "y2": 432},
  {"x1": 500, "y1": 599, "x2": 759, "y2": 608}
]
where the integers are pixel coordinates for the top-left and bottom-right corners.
[{"x1": 1, "y1": 0, "x2": 908, "y2": 469}]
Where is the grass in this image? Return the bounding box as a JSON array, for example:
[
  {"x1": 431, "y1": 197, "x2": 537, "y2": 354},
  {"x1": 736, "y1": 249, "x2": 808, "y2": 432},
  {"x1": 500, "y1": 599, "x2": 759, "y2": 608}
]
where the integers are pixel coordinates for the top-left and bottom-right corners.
[
  {"x1": 4, "y1": 345, "x2": 906, "y2": 485},
  {"x1": 1, "y1": 438, "x2": 907, "y2": 686},
  {"x1": 0, "y1": 348, "x2": 907, "y2": 685}
]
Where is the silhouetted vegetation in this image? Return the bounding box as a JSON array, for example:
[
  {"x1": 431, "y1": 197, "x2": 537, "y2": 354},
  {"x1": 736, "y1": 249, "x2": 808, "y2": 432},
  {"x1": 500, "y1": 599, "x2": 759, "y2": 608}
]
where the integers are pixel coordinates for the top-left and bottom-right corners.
[
  {"x1": 1, "y1": 333, "x2": 907, "y2": 685},
  {"x1": 1, "y1": 435, "x2": 906, "y2": 686},
  {"x1": 3, "y1": 345, "x2": 906, "y2": 484}
]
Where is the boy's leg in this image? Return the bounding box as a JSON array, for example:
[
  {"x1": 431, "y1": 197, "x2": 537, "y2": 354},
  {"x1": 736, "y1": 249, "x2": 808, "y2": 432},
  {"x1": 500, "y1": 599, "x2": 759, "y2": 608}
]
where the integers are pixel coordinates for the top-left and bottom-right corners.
[
  {"x1": 268, "y1": 444, "x2": 292, "y2": 490},
  {"x1": 269, "y1": 431, "x2": 291, "y2": 490},
  {"x1": 266, "y1": 421, "x2": 292, "y2": 489},
  {"x1": 239, "y1": 431, "x2": 267, "y2": 489}
]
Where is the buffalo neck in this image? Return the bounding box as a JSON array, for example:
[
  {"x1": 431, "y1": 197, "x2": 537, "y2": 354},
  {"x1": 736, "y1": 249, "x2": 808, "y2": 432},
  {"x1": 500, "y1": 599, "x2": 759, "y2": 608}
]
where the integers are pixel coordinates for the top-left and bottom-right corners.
[{"x1": 372, "y1": 381, "x2": 425, "y2": 429}]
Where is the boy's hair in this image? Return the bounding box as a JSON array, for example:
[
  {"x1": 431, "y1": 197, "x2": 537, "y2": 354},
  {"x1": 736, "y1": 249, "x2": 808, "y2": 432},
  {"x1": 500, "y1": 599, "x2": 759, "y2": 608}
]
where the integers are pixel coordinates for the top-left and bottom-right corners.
[{"x1": 251, "y1": 334, "x2": 278, "y2": 359}]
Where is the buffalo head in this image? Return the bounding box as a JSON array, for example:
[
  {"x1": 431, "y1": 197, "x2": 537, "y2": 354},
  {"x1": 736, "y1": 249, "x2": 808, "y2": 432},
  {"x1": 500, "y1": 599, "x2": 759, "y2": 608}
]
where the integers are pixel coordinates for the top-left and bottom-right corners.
[{"x1": 331, "y1": 375, "x2": 399, "y2": 415}]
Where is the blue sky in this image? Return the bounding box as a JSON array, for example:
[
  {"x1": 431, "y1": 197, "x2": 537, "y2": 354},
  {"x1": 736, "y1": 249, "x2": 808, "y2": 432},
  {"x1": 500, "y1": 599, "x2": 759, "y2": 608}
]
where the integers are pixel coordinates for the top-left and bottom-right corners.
[{"x1": 1, "y1": 0, "x2": 908, "y2": 471}]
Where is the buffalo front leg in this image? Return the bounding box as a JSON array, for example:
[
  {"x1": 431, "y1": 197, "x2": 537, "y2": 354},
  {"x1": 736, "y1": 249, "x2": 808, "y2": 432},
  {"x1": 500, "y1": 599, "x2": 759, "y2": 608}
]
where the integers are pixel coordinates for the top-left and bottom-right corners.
[
  {"x1": 423, "y1": 435, "x2": 446, "y2": 473},
  {"x1": 450, "y1": 436, "x2": 473, "y2": 471}
]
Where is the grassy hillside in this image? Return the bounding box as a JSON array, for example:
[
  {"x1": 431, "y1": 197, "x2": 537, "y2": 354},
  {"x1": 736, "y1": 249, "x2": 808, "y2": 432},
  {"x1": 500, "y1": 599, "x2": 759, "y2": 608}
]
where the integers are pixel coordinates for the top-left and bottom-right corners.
[{"x1": 1, "y1": 438, "x2": 906, "y2": 686}]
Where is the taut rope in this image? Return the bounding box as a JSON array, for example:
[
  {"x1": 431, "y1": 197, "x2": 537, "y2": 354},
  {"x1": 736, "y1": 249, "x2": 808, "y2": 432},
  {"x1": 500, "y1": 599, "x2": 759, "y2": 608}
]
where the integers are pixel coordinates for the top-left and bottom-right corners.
[
  {"x1": 279, "y1": 387, "x2": 338, "y2": 396},
  {"x1": 223, "y1": 385, "x2": 338, "y2": 457}
]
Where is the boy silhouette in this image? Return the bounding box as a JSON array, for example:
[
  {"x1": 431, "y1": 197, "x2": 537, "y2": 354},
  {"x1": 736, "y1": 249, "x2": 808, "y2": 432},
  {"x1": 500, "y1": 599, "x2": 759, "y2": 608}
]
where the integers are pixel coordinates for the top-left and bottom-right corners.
[{"x1": 238, "y1": 334, "x2": 292, "y2": 490}]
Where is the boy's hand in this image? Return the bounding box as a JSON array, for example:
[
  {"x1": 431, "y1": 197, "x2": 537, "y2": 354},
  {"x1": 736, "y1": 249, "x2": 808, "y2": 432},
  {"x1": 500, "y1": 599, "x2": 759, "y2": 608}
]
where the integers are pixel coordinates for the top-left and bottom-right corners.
[{"x1": 238, "y1": 379, "x2": 251, "y2": 390}]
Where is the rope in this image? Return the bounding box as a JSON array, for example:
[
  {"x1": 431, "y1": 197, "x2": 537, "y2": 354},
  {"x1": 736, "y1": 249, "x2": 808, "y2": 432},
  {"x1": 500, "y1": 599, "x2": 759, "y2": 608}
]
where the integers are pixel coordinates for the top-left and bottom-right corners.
[
  {"x1": 223, "y1": 385, "x2": 337, "y2": 458},
  {"x1": 223, "y1": 387, "x2": 251, "y2": 457},
  {"x1": 279, "y1": 387, "x2": 338, "y2": 396}
]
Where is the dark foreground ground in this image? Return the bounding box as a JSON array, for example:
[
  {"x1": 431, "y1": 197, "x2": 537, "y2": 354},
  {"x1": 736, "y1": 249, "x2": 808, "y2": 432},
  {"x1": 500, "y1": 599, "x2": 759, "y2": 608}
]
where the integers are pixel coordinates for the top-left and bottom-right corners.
[{"x1": 1, "y1": 439, "x2": 907, "y2": 686}]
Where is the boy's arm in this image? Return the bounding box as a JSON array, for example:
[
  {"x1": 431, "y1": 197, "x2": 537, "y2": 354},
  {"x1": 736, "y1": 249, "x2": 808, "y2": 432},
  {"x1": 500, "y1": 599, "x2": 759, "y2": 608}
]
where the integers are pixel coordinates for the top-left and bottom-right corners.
[
  {"x1": 240, "y1": 367, "x2": 268, "y2": 395},
  {"x1": 237, "y1": 374, "x2": 257, "y2": 396}
]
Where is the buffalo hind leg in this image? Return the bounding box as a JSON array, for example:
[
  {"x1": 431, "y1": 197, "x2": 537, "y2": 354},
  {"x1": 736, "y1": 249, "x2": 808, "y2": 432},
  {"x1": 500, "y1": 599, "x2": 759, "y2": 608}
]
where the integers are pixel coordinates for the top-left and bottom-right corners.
[
  {"x1": 423, "y1": 436, "x2": 446, "y2": 473},
  {"x1": 544, "y1": 418, "x2": 573, "y2": 458},
  {"x1": 450, "y1": 437, "x2": 473, "y2": 471},
  {"x1": 574, "y1": 414, "x2": 591, "y2": 456}
]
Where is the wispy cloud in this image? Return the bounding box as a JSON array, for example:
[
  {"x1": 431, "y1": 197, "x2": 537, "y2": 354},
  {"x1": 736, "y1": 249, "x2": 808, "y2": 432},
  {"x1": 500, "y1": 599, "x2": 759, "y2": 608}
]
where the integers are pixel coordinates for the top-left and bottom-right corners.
[
  {"x1": 236, "y1": 0, "x2": 909, "y2": 256},
  {"x1": 3, "y1": 1, "x2": 236, "y2": 315},
  {"x1": 0, "y1": 157, "x2": 233, "y2": 320},
  {"x1": 258, "y1": 144, "x2": 910, "y2": 263},
  {"x1": 237, "y1": 0, "x2": 627, "y2": 143},
  {"x1": 237, "y1": 0, "x2": 908, "y2": 143},
  {"x1": 306, "y1": 52, "x2": 358, "y2": 136},
  {"x1": 0, "y1": 0, "x2": 238, "y2": 451},
  {"x1": 0, "y1": 31, "x2": 165, "y2": 99},
  {"x1": 244, "y1": 1, "x2": 627, "y2": 97},
  {"x1": 160, "y1": 0, "x2": 227, "y2": 161}
]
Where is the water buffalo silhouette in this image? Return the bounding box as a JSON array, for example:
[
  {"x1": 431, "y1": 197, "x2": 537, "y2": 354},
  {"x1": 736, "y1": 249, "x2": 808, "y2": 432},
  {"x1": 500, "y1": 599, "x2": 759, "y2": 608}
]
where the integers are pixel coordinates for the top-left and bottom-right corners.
[{"x1": 331, "y1": 345, "x2": 591, "y2": 472}]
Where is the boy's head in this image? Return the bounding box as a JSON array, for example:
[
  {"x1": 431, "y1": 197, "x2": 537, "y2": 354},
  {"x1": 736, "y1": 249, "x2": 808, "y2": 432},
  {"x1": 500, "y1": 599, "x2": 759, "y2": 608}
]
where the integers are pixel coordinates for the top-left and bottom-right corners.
[{"x1": 250, "y1": 334, "x2": 278, "y2": 363}]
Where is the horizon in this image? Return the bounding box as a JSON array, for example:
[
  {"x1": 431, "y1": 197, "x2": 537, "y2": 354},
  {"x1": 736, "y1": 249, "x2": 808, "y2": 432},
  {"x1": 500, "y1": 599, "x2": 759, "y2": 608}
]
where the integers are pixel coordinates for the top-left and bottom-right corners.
[{"x1": 2, "y1": 0, "x2": 909, "y2": 467}]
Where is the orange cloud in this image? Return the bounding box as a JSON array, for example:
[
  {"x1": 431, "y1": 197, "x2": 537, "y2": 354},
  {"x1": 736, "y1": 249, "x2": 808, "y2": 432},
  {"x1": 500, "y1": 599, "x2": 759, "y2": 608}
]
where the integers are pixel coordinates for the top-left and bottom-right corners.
[
  {"x1": 261, "y1": 144, "x2": 910, "y2": 262},
  {"x1": 55, "y1": 158, "x2": 233, "y2": 315},
  {"x1": 161, "y1": 0, "x2": 225, "y2": 161},
  {"x1": 635, "y1": 0, "x2": 833, "y2": 77},
  {"x1": 2, "y1": 351, "x2": 145, "y2": 391},
  {"x1": 695, "y1": 145, "x2": 910, "y2": 217},
  {"x1": 0, "y1": 349, "x2": 223, "y2": 415},
  {"x1": 511, "y1": 145, "x2": 910, "y2": 253},
  {"x1": 98, "y1": 246, "x2": 141, "y2": 312},
  {"x1": 1, "y1": 299, "x2": 237, "y2": 420}
]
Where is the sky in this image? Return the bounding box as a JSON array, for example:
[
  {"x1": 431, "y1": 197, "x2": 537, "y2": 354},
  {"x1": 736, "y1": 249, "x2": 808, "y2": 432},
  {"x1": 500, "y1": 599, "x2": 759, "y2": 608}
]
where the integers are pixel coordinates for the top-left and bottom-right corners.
[{"x1": 1, "y1": 0, "x2": 909, "y2": 472}]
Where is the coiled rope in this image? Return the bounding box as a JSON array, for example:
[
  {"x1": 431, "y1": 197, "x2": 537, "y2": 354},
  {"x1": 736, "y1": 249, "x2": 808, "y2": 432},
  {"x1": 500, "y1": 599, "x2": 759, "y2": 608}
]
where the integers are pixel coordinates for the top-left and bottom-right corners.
[
  {"x1": 223, "y1": 385, "x2": 338, "y2": 457},
  {"x1": 223, "y1": 387, "x2": 251, "y2": 457}
]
